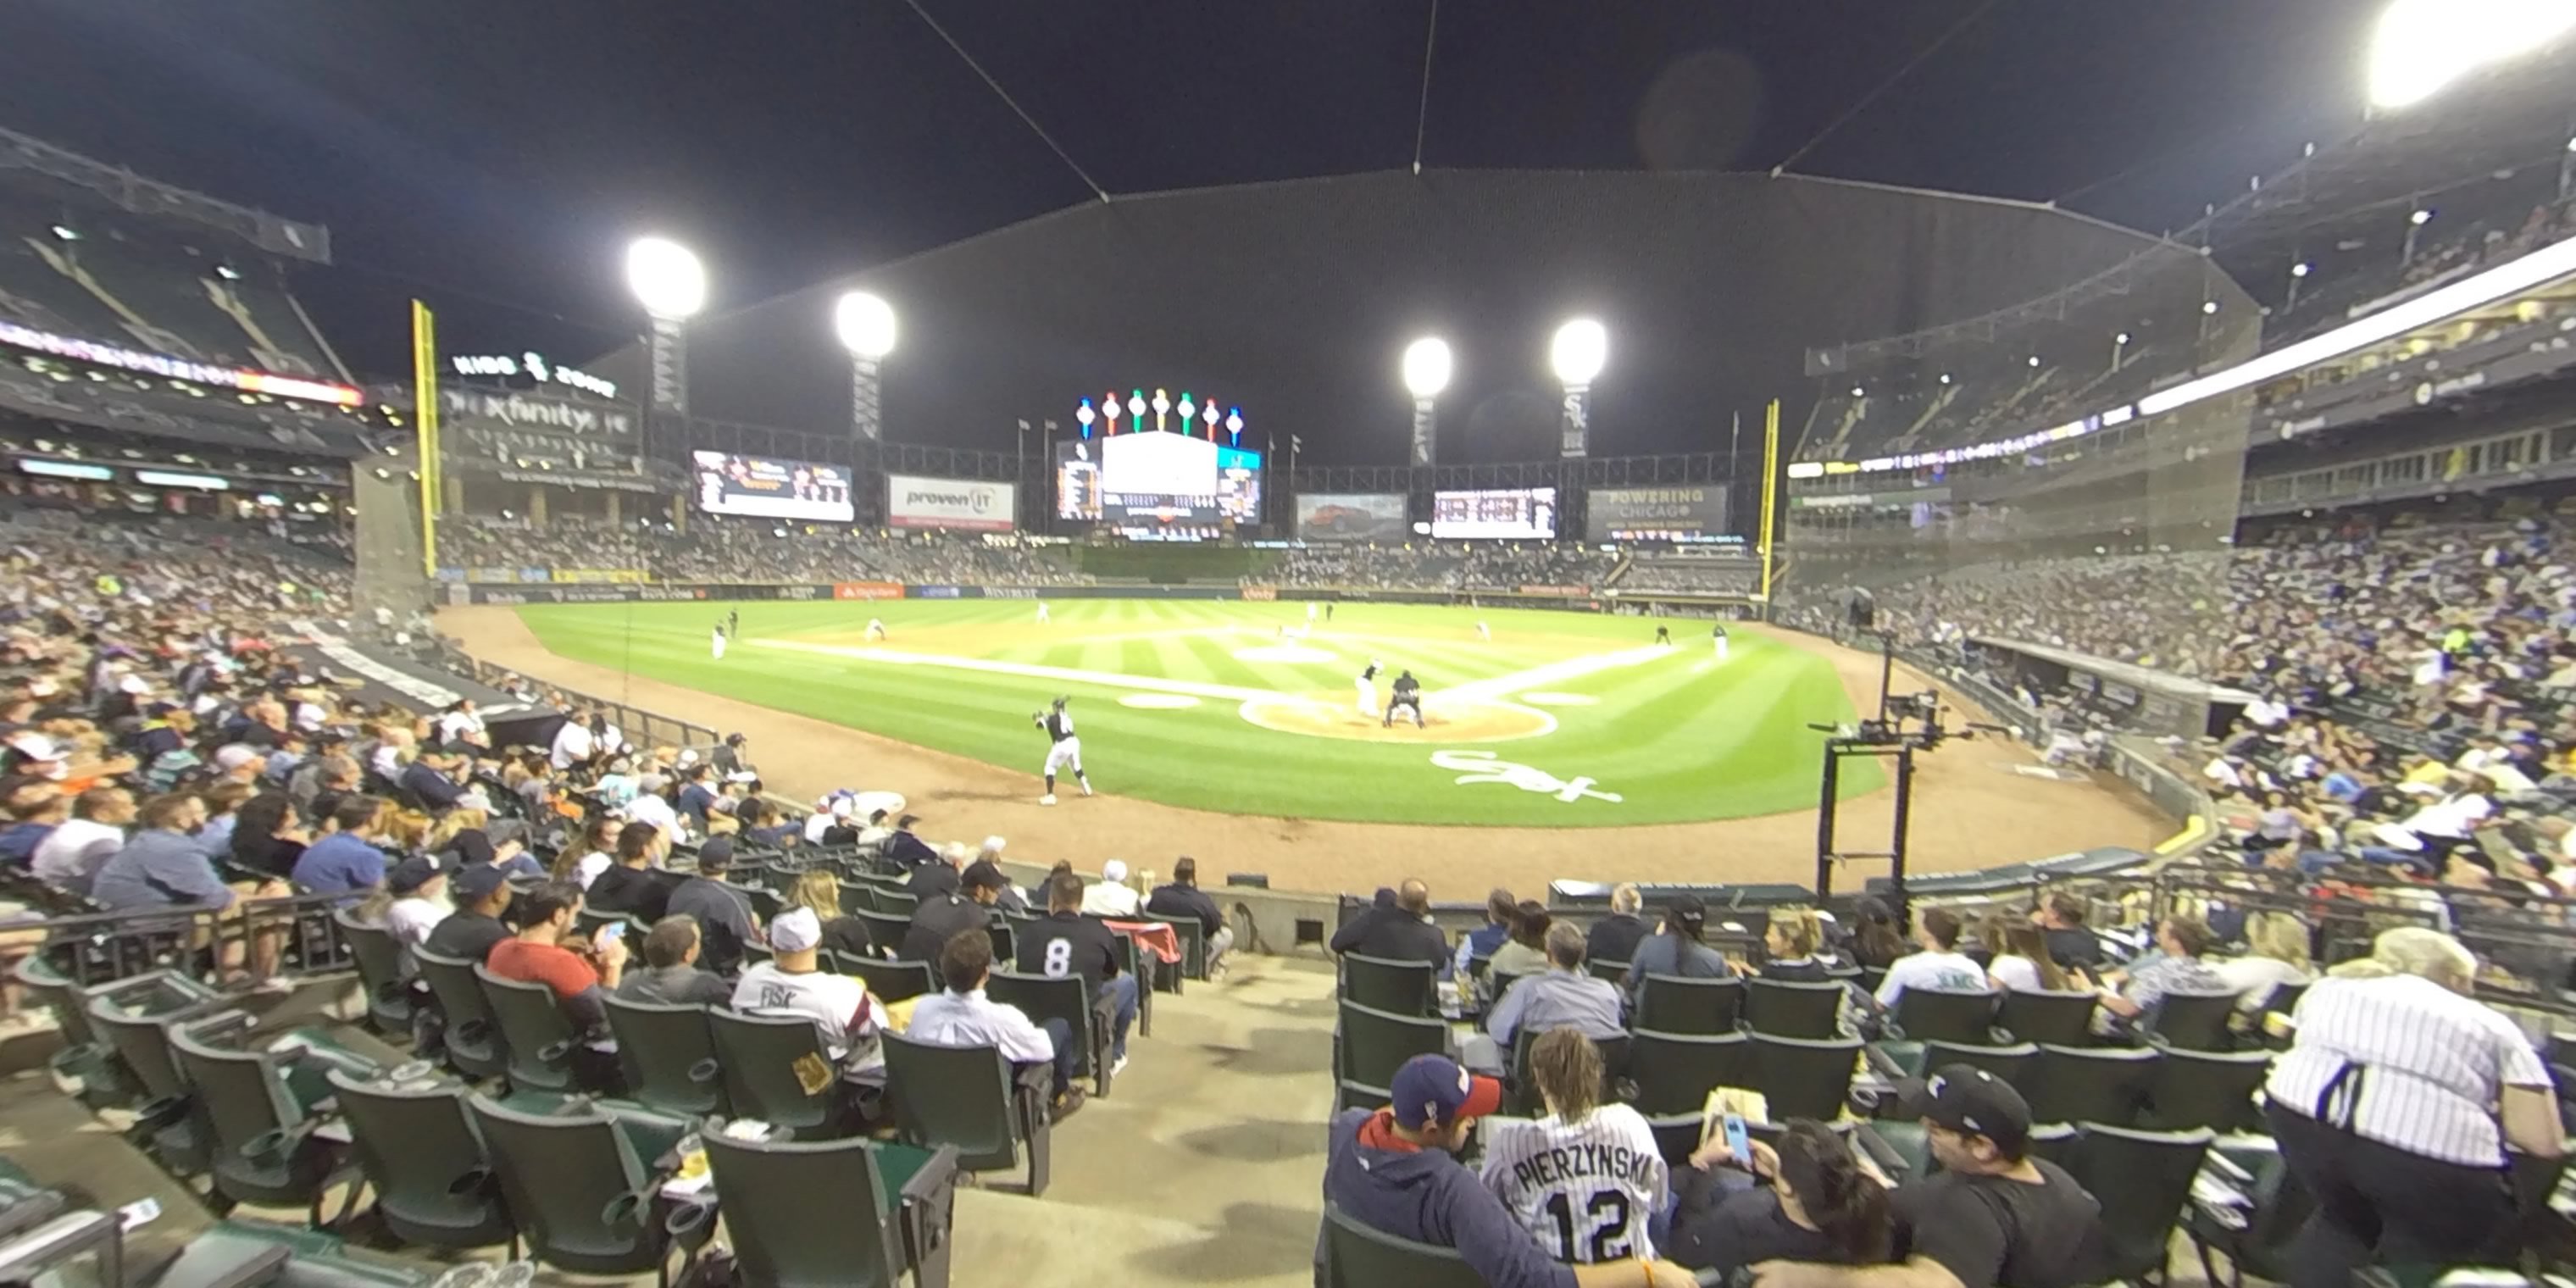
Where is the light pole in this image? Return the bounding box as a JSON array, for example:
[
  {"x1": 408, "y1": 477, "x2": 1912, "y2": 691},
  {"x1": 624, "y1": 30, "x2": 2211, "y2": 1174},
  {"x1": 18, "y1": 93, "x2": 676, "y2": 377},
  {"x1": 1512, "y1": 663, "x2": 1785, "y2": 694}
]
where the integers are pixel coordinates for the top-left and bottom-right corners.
[
  {"x1": 832, "y1": 291, "x2": 897, "y2": 441},
  {"x1": 2112, "y1": 330, "x2": 2131, "y2": 373},
  {"x1": 2286, "y1": 261, "x2": 2312, "y2": 314},
  {"x1": 2403, "y1": 206, "x2": 2434, "y2": 265},
  {"x1": 625, "y1": 237, "x2": 706, "y2": 415},
  {"x1": 1401, "y1": 337, "x2": 1452, "y2": 468},
  {"x1": 1550, "y1": 319, "x2": 1607, "y2": 458}
]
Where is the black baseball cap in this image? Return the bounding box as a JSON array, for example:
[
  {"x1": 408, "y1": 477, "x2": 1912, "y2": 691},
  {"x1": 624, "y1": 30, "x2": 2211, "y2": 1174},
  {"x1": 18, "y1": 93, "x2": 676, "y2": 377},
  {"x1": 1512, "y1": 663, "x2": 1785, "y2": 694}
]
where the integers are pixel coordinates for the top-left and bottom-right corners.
[
  {"x1": 452, "y1": 863, "x2": 511, "y2": 901},
  {"x1": 1896, "y1": 1064, "x2": 2032, "y2": 1155},
  {"x1": 1665, "y1": 893, "x2": 1706, "y2": 930},
  {"x1": 961, "y1": 859, "x2": 1011, "y2": 892}
]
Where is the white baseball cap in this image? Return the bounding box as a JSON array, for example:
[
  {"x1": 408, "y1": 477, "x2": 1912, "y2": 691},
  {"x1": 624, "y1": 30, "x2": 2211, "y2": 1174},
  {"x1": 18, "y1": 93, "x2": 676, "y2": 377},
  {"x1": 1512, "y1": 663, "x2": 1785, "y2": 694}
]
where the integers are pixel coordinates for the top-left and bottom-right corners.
[
  {"x1": 213, "y1": 744, "x2": 263, "y2": 772},
  {"x1": 769, "y1": 907, "x2": 822, "y2": 953},
  {"x1": 1101, "y1": 859, "x2": 1129, "y2": 885}
]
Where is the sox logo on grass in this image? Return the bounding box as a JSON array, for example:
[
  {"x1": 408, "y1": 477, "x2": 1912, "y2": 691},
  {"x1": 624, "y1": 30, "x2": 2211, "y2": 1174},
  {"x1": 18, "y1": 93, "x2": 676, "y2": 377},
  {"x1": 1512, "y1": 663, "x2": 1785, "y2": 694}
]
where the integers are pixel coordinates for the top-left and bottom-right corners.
[{"x1": 1430, "y1": 750, "x2": 1622, "y2": 803}]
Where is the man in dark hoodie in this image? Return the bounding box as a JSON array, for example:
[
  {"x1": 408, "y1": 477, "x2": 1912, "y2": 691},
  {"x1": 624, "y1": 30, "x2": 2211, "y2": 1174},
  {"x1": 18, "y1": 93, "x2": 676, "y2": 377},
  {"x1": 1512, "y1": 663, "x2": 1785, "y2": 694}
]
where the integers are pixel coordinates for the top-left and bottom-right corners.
[{"x1": 1319, "y1": 1053, "x2": 1696, "y2": 1288}]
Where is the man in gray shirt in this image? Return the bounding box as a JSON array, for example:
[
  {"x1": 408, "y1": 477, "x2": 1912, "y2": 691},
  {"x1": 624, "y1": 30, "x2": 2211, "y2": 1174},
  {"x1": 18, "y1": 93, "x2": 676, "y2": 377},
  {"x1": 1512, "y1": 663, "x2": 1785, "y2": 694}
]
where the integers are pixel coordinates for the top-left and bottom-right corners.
[
  {"x1": 615, "y1": 916, "x2": 734, "y2": 1007},
  {"x1": 1468, "y1": 922, "x2": 1625, "y2": 1073},
  {"x1": 93, "y1": 793, "x2": 230, "y2": 910}
]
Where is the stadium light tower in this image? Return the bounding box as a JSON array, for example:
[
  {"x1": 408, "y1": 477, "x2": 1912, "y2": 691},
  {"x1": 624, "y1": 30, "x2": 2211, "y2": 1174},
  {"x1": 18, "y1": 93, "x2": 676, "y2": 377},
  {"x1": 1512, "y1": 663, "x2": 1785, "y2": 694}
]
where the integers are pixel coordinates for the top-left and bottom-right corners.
[
  {"x1": 1550, "y1": 319, "x2": 1607, "y2": 458},
  {"x1": 1401, "y1": 337, "x2": 1452, "y2": 467},
  {"x1": 2368, "y1": 0, "x2": 2576, "y2": 112},
  {"x1": 832, "y1": 291, "x2": 898, "y2": 441},
  {"x1": 625, "y1": 236, "x2": 706, "y2": 414}
]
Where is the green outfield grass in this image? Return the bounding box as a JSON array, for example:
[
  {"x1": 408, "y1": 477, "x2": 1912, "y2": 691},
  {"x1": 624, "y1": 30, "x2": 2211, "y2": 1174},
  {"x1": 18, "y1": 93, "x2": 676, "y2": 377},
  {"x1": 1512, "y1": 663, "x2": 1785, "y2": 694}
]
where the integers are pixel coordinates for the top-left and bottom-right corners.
[{"x1": 512, "y1": 599, "x2": 1876, "y2": 827}]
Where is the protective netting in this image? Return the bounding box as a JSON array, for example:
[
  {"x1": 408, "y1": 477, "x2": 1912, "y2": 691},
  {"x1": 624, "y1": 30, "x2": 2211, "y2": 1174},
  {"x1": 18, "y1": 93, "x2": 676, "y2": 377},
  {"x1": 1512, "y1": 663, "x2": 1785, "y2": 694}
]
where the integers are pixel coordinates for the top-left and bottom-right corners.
[{"x1": 1782, "y1": 247, "x2": 2258, "y2": 696}]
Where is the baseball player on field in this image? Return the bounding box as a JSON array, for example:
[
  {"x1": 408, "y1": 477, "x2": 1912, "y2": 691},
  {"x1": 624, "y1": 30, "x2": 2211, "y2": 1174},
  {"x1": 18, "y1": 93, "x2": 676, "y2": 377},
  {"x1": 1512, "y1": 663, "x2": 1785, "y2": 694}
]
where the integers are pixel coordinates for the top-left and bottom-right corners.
[
  {"x1": 866, "y1": 618, "x2": 889, "y2": 641},
  {"x1": 1476, "y1": 620, "x2": 1492, "y2": 641},
  {"x1": 710, "y1": 620, "x2": 728, "y2": 660},
  {"x1": 1034, "y1": 696, "x2": 1092, "y2": 805},
  {"x1": 1711, "y1": 620, "x2": 1729, "y2": 661},
  {"x1": 1035, "y1": 601, "x2": 1050, "y2": 624},
  {"x1": 1355, "y1": 657, "x2": 1384, "y2": 718},
  {"x1": 1480, "y1": 1029, "x2": 1668, "y2": 1263}
]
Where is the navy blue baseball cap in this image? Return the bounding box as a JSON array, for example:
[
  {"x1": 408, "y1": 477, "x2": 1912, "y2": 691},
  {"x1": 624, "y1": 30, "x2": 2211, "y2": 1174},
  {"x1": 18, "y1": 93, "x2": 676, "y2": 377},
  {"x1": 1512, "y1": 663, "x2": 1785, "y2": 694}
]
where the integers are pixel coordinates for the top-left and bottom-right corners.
[{"x1": 1389, "y1": 1054, "x2": 1502, "y2": 1130}]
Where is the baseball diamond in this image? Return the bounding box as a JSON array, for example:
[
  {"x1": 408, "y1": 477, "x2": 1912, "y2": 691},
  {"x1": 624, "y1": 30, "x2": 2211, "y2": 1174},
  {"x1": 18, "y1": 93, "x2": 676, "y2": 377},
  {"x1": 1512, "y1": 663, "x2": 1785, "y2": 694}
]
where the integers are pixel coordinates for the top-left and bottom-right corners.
[{"x1": 510, "y1": 599, "x2": 1884, "y2": 828}]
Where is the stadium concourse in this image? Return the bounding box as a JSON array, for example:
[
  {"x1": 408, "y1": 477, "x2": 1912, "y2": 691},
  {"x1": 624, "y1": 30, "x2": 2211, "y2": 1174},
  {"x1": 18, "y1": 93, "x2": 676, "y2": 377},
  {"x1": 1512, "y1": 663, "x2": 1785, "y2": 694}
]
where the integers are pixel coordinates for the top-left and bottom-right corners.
[{"x1": 437, "y1": 603, "x2": 2168, "y2": 895}]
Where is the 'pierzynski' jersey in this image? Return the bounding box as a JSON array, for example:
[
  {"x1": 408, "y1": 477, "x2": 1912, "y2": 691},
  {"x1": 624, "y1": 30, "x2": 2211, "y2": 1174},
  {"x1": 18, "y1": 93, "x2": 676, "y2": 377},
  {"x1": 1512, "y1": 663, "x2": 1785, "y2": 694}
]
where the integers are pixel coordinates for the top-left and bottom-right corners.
[
  {"x1": 1478, "y1": 1104, "x2": 1668, "y2": 1264},
  {"x1": 1041, "y1": 710, "x2": 1075, "y2": 743}
]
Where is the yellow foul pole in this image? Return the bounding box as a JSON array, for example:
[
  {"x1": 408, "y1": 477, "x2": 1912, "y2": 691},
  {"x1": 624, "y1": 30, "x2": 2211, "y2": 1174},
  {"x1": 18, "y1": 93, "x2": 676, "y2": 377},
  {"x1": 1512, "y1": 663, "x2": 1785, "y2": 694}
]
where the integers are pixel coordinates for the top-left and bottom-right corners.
[
  {"x1": 410, "y1": 301, "x2": 440, "y2": 579},
  {"x1": 1757, "y1": 397, "x2": 1780, "y2": 613}
]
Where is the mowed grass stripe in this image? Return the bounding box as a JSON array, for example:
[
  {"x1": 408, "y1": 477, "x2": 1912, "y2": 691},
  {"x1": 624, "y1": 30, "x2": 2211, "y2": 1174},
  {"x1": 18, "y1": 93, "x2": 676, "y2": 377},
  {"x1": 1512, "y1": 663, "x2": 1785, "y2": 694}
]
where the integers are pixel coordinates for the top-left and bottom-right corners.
[{"x1": 513, "y1": 600, "x2": 1874, "y2": 826}]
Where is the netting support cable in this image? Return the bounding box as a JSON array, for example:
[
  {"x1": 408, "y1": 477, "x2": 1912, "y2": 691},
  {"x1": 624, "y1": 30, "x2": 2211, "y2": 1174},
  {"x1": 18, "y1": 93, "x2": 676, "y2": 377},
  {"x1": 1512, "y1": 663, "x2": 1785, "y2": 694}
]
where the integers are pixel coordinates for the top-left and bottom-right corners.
[
  {"x1": 1410, "y1": 0, "x2": 1441, "y2": 175},
  {"x1": 903, "y1": 0, "x2": 1112, "y2": 204},
  {"x1": 1770, "y1": 0, "x2": 1998, "y2": 178}
]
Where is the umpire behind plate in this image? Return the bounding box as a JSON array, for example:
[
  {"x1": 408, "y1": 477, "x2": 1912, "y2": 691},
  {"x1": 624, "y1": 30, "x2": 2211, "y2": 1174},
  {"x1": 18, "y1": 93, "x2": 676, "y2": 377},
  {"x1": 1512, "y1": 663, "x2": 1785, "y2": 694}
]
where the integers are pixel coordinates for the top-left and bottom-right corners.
[{"x1": 1384, "y1": 669, "x2": 1424, "y2": 729}]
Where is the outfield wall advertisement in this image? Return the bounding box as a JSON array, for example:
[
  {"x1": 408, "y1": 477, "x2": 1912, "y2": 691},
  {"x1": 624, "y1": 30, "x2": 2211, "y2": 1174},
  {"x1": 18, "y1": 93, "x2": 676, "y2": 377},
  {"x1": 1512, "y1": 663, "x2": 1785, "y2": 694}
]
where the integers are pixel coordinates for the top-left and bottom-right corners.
[
  {"x1": 1585, "y1": 486, "x2": 1731, "y2": 542},
  {"x1": 886, "y1": 475, "x2": 1016, "y2": 532},
  {"x1": 1296, "y1": 493, "x2": 1408, "y2": 542},
  {"x1": 455, "y1": 581, "x2": 1612, "y2": 608}
]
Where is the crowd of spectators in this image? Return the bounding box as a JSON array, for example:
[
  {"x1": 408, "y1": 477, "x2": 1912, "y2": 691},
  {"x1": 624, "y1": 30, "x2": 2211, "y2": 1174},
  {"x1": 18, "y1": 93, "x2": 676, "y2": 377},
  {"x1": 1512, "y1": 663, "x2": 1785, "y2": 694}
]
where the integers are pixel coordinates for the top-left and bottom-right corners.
[
  {"x1": 1260, "y1": 540, "x2": 1625, "y2": 592},
  {"x1": 435, "y1": 514, "x2": 1096, "y2": 586}
]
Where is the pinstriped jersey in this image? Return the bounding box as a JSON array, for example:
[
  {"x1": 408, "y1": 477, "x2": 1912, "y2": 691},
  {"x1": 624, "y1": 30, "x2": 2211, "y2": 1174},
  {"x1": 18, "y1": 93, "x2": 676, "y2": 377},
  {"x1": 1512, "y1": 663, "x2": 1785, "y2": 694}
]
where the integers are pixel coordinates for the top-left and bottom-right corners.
[{"x1": 1477, "y1": 1102, "x2": 1668, "y2": 1264}]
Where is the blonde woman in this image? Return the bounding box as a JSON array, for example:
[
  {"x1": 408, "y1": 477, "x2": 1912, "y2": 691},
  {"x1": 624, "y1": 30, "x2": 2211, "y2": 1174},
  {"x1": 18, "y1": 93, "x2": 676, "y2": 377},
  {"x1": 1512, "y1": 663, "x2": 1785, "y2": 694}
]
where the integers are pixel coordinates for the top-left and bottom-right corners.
[
  {"x1": 2265, "y1": 927, "x2": 2565, "y2": 1285},
  {"x1": 790, "y1": 869, "x2": 873, "y2": 962},
  {"x1": 2212, "y1": 910, "x2": 2315, "y2": 1013}
]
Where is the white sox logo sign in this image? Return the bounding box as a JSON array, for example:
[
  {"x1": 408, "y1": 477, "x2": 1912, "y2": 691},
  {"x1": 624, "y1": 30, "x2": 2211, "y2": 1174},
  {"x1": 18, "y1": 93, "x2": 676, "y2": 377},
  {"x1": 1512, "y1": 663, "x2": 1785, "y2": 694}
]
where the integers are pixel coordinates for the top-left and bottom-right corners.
[{"x1": 1430, "y1": 750, "x2": 1622, "y2": 803}]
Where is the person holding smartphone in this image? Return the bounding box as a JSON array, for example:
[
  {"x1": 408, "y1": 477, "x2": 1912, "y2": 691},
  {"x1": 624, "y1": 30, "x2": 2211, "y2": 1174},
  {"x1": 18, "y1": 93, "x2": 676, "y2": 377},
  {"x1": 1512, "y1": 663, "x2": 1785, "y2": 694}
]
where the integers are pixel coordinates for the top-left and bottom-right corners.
[{"x1": 1669, "y1": 1119, "x2": 1893, "y2": 1278}]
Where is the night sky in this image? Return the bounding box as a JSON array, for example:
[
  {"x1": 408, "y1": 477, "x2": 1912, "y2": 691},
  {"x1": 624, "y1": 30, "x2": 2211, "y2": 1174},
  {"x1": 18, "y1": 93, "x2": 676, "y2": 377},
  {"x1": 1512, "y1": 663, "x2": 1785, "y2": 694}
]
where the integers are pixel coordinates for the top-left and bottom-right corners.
[{"x1": 3, "y1": 1, "x2": 2380, "y2": 398}]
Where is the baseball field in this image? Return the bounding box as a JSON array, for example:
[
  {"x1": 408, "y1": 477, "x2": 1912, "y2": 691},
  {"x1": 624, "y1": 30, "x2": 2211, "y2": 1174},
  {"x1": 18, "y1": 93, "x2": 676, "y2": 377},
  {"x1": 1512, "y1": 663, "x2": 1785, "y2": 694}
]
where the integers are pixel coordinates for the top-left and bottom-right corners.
[{"x1": 511, "y1": 598, "x2": 1879, "y2": 828}]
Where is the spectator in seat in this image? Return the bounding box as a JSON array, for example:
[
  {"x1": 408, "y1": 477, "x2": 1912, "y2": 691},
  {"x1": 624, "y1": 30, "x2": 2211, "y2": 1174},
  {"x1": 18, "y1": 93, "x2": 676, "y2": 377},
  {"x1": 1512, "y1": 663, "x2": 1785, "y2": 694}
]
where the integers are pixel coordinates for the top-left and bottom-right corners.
[
  {"x1": 1333, "y1": 879, "x2": 1451, "y2": 977},
  {"x1": 1749, "y1": 1065, "x2": 2103, "y2": 1287},
  {"x1": 902, "y1": 858, "x2": 1008, "y2": 963},
  {"x1": 1321, "y1": 1052, "x2": 1696, "y2": 1288},
  {"x1": 93, "y1": 792, "x2": 292, "y2": 989},
  {"x1": 2210, "y1": 909, "x2": 2314, "y2": 1013},
  {"x1": 1668, "y1": 1119, "x2": 1893, "y2": 1278},
  {"x1": 1626, "y1": 893, "x2": 1726, "y2": 987},
  {"x1": 617, "y1": 915, "x2": 733, "y2": 1007},
  {"x1": 1453, "y1": 886, "x2": 1518, "y2": 975},
  {"x1": 1847, "y1": 897, "x2": 1907, "y2": 970},
  {"x1": 731, "y1": 908, "x2": 884, "y2": 1072},
  {"x1": 0, "y1": 785, "x2": 65, "y2": 865},
  {"x1": 555, "y1": 815, "x2": 619, "y2": 890},
  {"x1": 1482, "y1": 1029, "x2": 1668, "y2": 1263},
  {"x1": 194, "y1": 781, "x2": 257, "y2": 861},
  {"x1": 1028, "y1": 871, "x2": 1138, "y2": 1075},
  {"x1": 399, "y1": 748, "x2": 466, "y2": 812},
  {"x1": 675, "y1": 763, "x2": 719, "y2": 830},
  {"x1": 1587, "y1": 882, "x2": 1650, "y2": 967},
  {"x1": 586, "y1": 820, "x2": 672, "y2": 923},
  {"x1": 2032, "y1": 892, "x2": 2101, "y2": 972},
  {"x1": 32, "y1": 785, "x2": 134, "y2": 891},
  {"x1": 1982, "y1": 919, "x2": 2068, "y2": 994},
  {"x1": 286, "y1": 752, "x2": 358, "y2": 820},
  {"x1": 1146, "y1": 856, "x2": 1231, "y2": 977},
  {"x1": 1477, "y1": 922, "x2": 1624, "y2": 1069},
  {"x1": 2263, "y1": 927, "x2": 2566, "y2": 1288},
  {"x1": 486, "y1": 880, "x2": 626, "y2": 1033},
  {"x1": 1488, "y1": 901, "x2": 1554, "y2": 980},
  {"x1": 2091, "y1": 915, "x2": 2228, "y2": 1023},
  {"x1": 783, "y1": 868, "x2": 872, "y2": 962},
  {"x1": 291, "y1": 794, "x2": 391, "y2": 896},
  {"x1": 1872, "y1": 908, "x2": 1985, "y2": 1008},
  {"x1": 227, "y1": 794, "x2": 308, "y2": 881},
  {"x1": 880, "y1": 813, "x2": 937, "y2": 871},
  {"x1": 665, "y1": 836, "x2": 759, "y2": 973},
  {"x1": 910, "y1": 925, "x2": 1084, "y2": 1119},
  {"x1": 1752, "y1": 908, "x2": 1835, "y2": 981},
  {"x1": 380, "y1": 854, "x2": 452, "y2": 950},
  {"x1": 979, "y1": 837, "x2": 1029, "y2": 914},
  {"x1": 424, "y1": 863, "x2": 514, "y2": 963},
  {"x1": 908, "y1": 842, "x2": 967, "y2": 903},
  {"x1": 1081, "y1": 858, "x2": 1141, "y2": 917},
  {"x1": 710, "y1": 732, "x2": 752, "y2": 778}
]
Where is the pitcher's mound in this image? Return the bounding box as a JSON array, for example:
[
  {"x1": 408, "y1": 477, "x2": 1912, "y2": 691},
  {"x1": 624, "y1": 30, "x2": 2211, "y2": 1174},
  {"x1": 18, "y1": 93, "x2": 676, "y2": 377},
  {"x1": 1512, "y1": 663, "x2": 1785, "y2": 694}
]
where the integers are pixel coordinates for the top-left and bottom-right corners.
[{"x1": 1237, "y1": 691, "x2": 1556, "y2": 743}]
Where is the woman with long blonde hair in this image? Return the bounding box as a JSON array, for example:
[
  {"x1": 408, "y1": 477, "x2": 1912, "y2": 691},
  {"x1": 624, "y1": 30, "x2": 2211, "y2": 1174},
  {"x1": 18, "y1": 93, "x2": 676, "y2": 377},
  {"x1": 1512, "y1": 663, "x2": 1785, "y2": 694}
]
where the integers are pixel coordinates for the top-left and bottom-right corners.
[
  {"x1": 791, "y1": 868, "x2": 873, "y2": 961},
  {"x1": 2212, "y1": 909, "x2": 2314, "y2": 1011}
]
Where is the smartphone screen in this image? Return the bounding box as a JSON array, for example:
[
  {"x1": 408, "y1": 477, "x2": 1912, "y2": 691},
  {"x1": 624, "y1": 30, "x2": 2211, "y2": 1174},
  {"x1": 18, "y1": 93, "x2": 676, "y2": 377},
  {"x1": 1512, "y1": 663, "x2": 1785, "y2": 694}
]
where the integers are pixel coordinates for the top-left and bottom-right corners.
[
  {"x1": 1723, "y1": 1113, "x2": 1751, "y2": 1162},
  {"x1": 597, "y1": 923, "x2": 625, "y2": 941}
]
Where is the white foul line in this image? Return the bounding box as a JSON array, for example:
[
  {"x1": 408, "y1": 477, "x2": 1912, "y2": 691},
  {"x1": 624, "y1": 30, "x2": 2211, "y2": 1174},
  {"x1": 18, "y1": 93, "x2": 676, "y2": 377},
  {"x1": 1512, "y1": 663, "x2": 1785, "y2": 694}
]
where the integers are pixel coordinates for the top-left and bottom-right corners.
[{"x1": 743, "y1": 637, "x2": 1275, "y2": 702}]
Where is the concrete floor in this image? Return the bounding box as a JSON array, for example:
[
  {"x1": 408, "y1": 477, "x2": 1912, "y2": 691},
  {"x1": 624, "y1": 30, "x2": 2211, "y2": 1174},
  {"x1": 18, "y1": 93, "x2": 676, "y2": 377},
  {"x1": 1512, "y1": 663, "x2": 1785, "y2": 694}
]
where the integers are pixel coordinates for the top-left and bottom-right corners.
[{"x1": 0, "y1": 955, "x2": 1345, "y2": 1286}]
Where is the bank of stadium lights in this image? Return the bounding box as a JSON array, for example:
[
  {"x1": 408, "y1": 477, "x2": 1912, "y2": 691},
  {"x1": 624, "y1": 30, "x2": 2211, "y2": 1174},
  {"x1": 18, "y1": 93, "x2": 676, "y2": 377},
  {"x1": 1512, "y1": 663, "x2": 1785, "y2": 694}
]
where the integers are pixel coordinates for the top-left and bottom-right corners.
[
  {"x1": 832, "y1": 291, "x2": 897, "y2": 441},
  {"x1": 47, "y1": 225, "x2": 75, "y2": 242},
  {"x1": 1401, "y1": 337, "x2": 1454, "y2": 467},
  {"x1": 2368, "y1": 0, "x2": 2576, "y2": 111},
  {"x1": 214, "y1": 265, "x2": 241, "y2": 281},
  {"x1": 1551, "y1": 319, "x2": 1607, "y2": 459},
  {"x1": 625, "y1": 238, "x2": 707, "y2": 320}
]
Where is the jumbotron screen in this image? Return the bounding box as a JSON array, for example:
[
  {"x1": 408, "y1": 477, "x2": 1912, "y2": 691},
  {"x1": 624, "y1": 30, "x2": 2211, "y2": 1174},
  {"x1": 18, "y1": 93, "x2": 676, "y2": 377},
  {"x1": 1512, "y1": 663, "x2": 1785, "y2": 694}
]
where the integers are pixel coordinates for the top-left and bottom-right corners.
[
  {"x1": 1056, "y1": 434, "x2": 1260, "y2": 539},
  {"x1": 1431, "y1": 486, "x2": 1557, "y2": 540},
  {"x1": 690, "y1": 450, "x2": 854, "y2": 522}
]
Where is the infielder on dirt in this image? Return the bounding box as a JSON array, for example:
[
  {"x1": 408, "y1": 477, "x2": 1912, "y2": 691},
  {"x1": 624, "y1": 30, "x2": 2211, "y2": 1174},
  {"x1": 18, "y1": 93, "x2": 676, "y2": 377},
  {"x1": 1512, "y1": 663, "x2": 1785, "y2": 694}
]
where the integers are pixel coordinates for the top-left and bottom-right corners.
[
  {"x1": 1384, "y1": 669, "x2": 1425, "y2": 728},
  {"x1": 1711, "y1": 620, "x2": 1729, "y2": 661},
  {"x1": 1355, "y1": 657, "x2": 1383, "y2": 718},
  {"x1": 710, "y1": 619, "x2": 728, "y2": 660},
  {"x1": 1035, "y1": 696, "x2": 1092, "y2": 805},
  {"x1": 866, "y1": 617, "x2": 889, "y2": 641}
]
